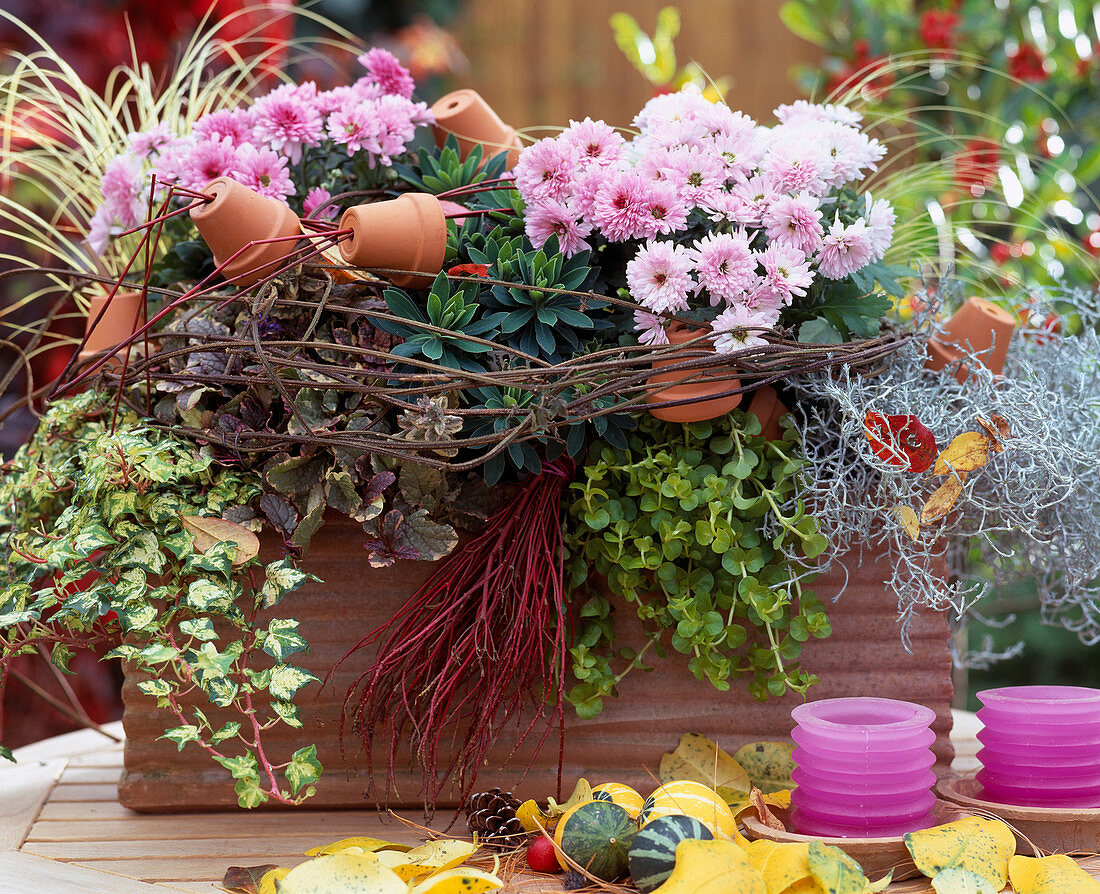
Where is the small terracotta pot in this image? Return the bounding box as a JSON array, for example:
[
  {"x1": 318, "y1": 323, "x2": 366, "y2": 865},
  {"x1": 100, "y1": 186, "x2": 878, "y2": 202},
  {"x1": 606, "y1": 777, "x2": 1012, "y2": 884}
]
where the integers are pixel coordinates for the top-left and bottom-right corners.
[
  {"x1": 646, "y1": 322, "x2": 742, "y2": 423},
  {"x1": 747, "y1": 384, "x2": 789, "y2": 440},
  {"x1": 189, "y1": 177, "x2": 302, "y2": 288},
  {"x1": 926, "y1": 297, "x2": 1017, "y2": 382},
  {"x1": 79, "y1": 290, "x2": 147, "y2": 367},
  {"x1": 430, "y1": 89, "x2": 523, "y2": 169},
  {"x1": 338, "y1": 193, "x2": 447, "y2": 288}
]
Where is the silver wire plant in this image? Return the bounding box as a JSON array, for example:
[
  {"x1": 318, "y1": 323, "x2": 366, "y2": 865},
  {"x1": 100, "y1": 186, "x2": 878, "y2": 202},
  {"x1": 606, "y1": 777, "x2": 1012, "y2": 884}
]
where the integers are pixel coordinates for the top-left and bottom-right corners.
[{"x1": 780, "y1": 286, "x2": 1100, "y2": 653}]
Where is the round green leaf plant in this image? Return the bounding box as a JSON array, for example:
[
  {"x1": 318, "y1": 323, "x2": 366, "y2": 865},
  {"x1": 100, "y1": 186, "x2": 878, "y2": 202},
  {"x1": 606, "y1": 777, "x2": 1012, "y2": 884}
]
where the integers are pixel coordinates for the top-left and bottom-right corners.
[
  {"x1": 0, "y1": 393, "x2": 321, "y2": 807},
  {"x1": 564, "y1": 410, "x2": 832, "y2": 717}
]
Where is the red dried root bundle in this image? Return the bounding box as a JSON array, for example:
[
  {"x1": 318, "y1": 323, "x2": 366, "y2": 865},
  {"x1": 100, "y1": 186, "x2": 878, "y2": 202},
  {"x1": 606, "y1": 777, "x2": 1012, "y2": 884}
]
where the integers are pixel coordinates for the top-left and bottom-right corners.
[{"x1": 337, "y1": 459, "x2": 575, "y2": 811}]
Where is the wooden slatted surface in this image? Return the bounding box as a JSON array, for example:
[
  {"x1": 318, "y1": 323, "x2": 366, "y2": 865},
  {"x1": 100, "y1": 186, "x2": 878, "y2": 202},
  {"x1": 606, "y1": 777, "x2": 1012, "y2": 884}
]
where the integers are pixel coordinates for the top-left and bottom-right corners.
[{"x1": 1, "y1": 718, "x2": 1097, "y2": 893}]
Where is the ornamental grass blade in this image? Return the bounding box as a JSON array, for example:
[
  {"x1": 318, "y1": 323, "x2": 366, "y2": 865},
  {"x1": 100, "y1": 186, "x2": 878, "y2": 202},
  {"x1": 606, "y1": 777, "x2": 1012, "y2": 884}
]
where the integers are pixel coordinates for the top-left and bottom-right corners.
[
  {"x1": 931, "y1": 433, "x2": 993, "y2": 476},
  {"x1": 921, "y1": 475, "x2": 964, "y2": 524},
  {"x1": 181, "y1": 515, "x2": 260, "y2": 565},
  {"x1": 659, "y1": 732, "x2": 750, "y2": 794},
  {"x1": 1009, "y1": 854, "x2": 1100, "y2": 893},
  {"x1": 903, "y1": 816, "x2": 1014, "y2": 890}
]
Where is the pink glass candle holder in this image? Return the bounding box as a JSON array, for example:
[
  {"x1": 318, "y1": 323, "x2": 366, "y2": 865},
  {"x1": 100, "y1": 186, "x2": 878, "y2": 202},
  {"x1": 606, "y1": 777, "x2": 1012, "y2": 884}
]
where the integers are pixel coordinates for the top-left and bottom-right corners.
[
  {"x1": 975, "y1": 685, "x2": 1100, "y2": 808},
  {"x1": 790, "y1": 697, "x2": 938, "y2": 838}
]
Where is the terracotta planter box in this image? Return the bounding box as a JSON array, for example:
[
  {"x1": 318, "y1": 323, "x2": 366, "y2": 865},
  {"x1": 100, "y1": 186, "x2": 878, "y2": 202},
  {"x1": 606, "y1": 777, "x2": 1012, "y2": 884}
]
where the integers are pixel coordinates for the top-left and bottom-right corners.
[{"x1": 119, "y1": 514, "x2": 954, "y2": 811}]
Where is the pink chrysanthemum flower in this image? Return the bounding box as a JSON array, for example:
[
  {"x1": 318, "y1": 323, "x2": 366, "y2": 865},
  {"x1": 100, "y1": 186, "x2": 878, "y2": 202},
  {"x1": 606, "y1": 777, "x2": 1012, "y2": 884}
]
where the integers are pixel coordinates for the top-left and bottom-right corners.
[
  {"x1": 560, "y1": 117, "x2": 625, "y2": 167},
  {"x1": 327, "y1": 103, "x2": 379, "y2": 156},
  {"x1": 633, "y1": 310, "x2": 670, "y2": 346},
  {"x1": 250, "y1": 83, "x2": 324, "y2": 163},
  {"x1": 639, "y1": 178, "x2": 689, "y2": 238},
  {"x1": 638, "y1": 116, "x2": 709, "y2": 151},
  {"x1": 728, "y1": 173, "x2": 781, "y2": 226},
  {"x1": 183, "y1": 137, "x2": 241, "y2": 192},
  {"x1": 633, "y1": 85, "x2": 713, "y2": 133},
  {"x1": 358, "y1": 47, "x2": 415, "y2": 99},
  {"x1": 763, "y1": 192, "x2": 824, "y2": 254},
  {"x1": 127, "y1": 123, "x2": 175, "y2": 159},
  {"x1": 514, "y1": 137, "x2": 578, "y2": 204},
  {"x1": 817, "y1": 216, "x2": 875, "y2": 279},
  {"x1": 100, "y1": 153, "x2": 147, "y2": 225},
  {"x1": 866, "y1": 197, "x2": 896, "y2": 259},
  {"x1": 192, "y1": 110, "x2": 253, "y2": 147},
  {"x1": 762, "y1": 130, "x2": 829, "y2": 195},
  {"x1": 691, "y1": 231, "x2": 757, "y2": 305},
  {"x1": 369, "y1": 94, "x2": 422, "y2": 165},
  {"x1": 713, "y1": 303, "x2": 777, "y2": 354},
  {"x1": 525, "y1": 198, "x2": 592, "y2": 257},
  {"x1": 774, "y1": 100, "x2": 862, "y2": 127},
  {"x1": 626, "y1": 240, "x2": 695, "y2": 313},
  {"x1": 640, "y1": 145, "x2": 725, "y2": 208},
  {"x1": 756, "y1": 243, "x2": 813, "y2": 303},
  {"x1": 303, "y1": 186, "x2": 334, "y2": 220},
  {"x1": 811, "y1": 121, "x2": 885, "y2": 185},
  {"x1": 234, "y1": 143, "x2": 294, "y2": 200},
  {"x1": 314, "y1": 86, "x2": 362, "y2": 116},
  {"x1": 709, "y1": 127, "x2": 766, "y2": 185},
  {"x1": 151, "y1": 138, "x2": 194, "y2": 190},
  {"x1": 593, "y1": 170, "x2": 654, "y2": 242}
]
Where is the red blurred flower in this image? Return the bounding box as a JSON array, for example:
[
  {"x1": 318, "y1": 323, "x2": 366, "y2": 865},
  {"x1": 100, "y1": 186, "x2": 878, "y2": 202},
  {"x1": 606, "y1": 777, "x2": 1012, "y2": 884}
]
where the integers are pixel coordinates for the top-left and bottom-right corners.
[
  {"x1": 990, "y1": 242, "x2": 1024, "y2": 265},
  {"x1": 448, "y1": 263, "x2": 489, "y2": 278},
  {"x1": 827, "y1": 40, "x2": 894, "y2": 101},
  {"x1": 1084, "y1": 229, "x2": 1100, "y2": 257},
  {"x1": 1008, "y1": 42, "x2": 1048, "y2": 82},
  {"x1": 919, "y1": 9, "x2": 960, "y2": 57},
  {"x1": 954, "y1": 139, "x2": 1001, "y2": 196}
]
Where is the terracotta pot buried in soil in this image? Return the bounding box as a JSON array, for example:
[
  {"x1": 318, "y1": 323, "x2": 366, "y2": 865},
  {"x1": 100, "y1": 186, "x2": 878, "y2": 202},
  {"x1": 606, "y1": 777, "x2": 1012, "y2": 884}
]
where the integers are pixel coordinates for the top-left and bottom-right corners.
[
  {"x1": 430, "y1": 89, "x2": 523, "y2": 169},
  {"x1": 190, "y1": 177, "x2": 302, "y2": 288},
  {"x1": 338, "y1": 193, "x2": 447, "y2": 289},
  {"x1": 646, "y1": 321, "x2": 743, "y2": 423},
  {"x1": 925, "y1": 296, "x2": 1017, "y2": 383}
]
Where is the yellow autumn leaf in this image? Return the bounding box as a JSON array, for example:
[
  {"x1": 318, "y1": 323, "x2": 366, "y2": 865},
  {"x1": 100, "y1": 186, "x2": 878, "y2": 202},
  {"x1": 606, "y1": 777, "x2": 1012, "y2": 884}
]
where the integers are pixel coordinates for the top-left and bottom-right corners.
[
  {"x1": 809, "y1": 841, "x2": 883, "y2": 894},
  {"x1": 407, "y1": 866, "x2": 504, "y2": 894},
  {"x1": 929, "y1": 867, "x2": 999, "y2": 893},
  {"x1": 181, "y1": 514, "x2": 260, "y2": 565},
  {"x1": 903, "y1": 816, "x2": 1015, "y2": 890},
  {"x1": 276, "y1": 853, "x2": 405, "y2": 893},
  {"x1": 727, "y1": 789, "x2": 792, "y2": 818},
  {"x1": 744, "y1": 840, "x2": 814, "y2": 893},
  {"x1": 733, "y1": 741, "x2": 796, "y2": 794},
  {"x1": 516, "y1": 798, "x2": 551, "y2": 833},
  {"x1": 931, "y1": 433, "x2": 993, "y2": 476},
  {"x1": 374, "y1": 839, "x2": 477, "y2": 881},
  {"x1": 895, "y1": 504, "x2": 920, "y2": 541},
  {"x1": 1008, "y1": 854, "x2": 1100, "y2": 893},
  {"x1": 305, "y1": 837, "x2": 413, "y2": 856},
  {"x1": 659, "y1": 732, "x2": 751, "y2": 794},
  {"x1": 651, "y1": 839, "x2": 766, "y2": 894},
  {"x1": 257, "y1": 867, "x2": 289, "y2": 894},
  {"x1": 921, "y1": 474, "x2": 964, "y2": 524}
]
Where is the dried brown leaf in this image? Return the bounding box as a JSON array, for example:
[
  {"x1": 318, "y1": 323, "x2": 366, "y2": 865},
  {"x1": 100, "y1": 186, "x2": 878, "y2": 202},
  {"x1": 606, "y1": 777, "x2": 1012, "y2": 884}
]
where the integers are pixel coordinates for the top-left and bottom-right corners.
[
  {"x1": 921, "y1": 475, "x2": 965, "y2": 524},
  {"x1": 748, "y1": 786, "x2": 785, "y2": 831},
  {"x1": 931, "y1": 433, "x2": 993, "y2": 476},
  {"x1": 221, "y1": 864, "x2": 279, "y2": 894},
  {"x1": 181, "y1": 515, "x2": 260, "y2": 565},
  {"x1": 976, "y1": 414, "x2": 1011, "y2": 452}
]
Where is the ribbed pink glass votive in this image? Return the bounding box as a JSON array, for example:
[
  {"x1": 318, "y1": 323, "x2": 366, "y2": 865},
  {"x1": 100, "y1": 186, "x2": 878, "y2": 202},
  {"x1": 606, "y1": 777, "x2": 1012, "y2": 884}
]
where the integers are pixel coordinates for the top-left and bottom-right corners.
[
  {"x1": 790, "y1": 697, "x2": 938, "y2": 838},
  {"x1": 976, "y1": 685, "x2": 1100, "y2": 808}
]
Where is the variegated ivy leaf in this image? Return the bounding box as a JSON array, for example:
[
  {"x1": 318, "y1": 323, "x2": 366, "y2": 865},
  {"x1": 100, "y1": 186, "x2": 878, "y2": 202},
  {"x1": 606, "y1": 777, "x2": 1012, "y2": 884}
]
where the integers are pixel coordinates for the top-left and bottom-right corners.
[
  {"x1": 265, "y1": 665, "x2": 318, "y2": 701},
  {"x1": 179, "y1": 617, "x2": 219, "y2": 642},
  {"x1": 138, "y1": 678, "x2": 172, "y2": 698},
  {"x1": 210, "y1": 722, "x2": 241, "y2": 745},
  {"x1": 260, "y1": 619, "x2": 308, "y2": 661},
  {"x1": 139, "y1": 643, "x2": 180, "y2": 664},
  {"x1": 235, "y1": 775, "x2": 267, "y2": 809},
  {"x1": 260, "y1": 558, "x2": 313, "y2": 608},
  {"x1": 161, "y1": 724, "x2": 201, "y2": 751},
  {"x1": 101, "y1": 490, "x2": 138, "y2": 525},
  {"x1": 205, "y1": 677, "x2": 240, "y2": 707},
  {"x1": 271, "y1": 700, "x2": 303, "y2": 728},
  {"x1": 285, "y1": 744, "x2": 322, "y2": 795},
  {"x1": 116, "y1": 603, "x2": 158, "y2": 633},
  {"x1": 70, "y1": 524, "x2": 116, "y2": 555},
  {"x1": 111, "y1": 531, "x2": 166, "y2": 573},
  {"x1": 186, "y1": 579, "x2": 234, "y2": 613},
  {"x1": 215, "y1": 752, "x2": 258, "y2": 780}
]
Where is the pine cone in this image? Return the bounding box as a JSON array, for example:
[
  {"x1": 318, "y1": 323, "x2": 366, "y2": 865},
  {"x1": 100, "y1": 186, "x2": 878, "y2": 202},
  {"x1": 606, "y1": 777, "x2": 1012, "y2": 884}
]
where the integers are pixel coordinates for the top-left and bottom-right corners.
[{"x1": 465, "y1": 787, "x2": 527, "y2": 849}]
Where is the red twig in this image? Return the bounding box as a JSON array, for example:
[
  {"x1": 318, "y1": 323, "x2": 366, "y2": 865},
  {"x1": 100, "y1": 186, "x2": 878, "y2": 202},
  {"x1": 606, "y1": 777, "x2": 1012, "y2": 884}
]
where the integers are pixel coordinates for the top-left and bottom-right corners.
[{"x1": 335, "y1": 460, "x2": 575, "y2": 816}]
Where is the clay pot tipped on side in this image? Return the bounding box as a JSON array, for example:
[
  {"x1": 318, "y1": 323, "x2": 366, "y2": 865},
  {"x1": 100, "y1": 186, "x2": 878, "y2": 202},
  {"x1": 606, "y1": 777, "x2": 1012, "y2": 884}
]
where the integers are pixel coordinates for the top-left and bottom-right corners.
[
  {"x1": 189, "y1": 177, "x2": 302, "y2": 288},
  {"x1": 926, "y1": 297, "x2": 1017, "y2": 383},
  {"x1": 747, "y1": 385, "x2": 790, "y2": 441},
  {"x1": 79, "y1": 290, "x2": 147, "y2": 367},
  {"x1": 338, "y1": 193, "x2": 447, "y2": 289},
  {"x1": 431, "y1": 89, "x2": 523, "y2": 169},
  {"x1": 646, "y1": 322, "x2": 743, "y2": 423}
]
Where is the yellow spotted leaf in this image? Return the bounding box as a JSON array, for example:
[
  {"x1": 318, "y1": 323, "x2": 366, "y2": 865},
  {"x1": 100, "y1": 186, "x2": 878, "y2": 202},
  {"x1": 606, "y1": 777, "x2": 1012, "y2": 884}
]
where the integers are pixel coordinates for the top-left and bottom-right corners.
[
  {"x1": 516, "y1": 798, "x2": 551, "y2": 833},
  {"x1": 931, "y1": 433, "x2": 993, "y2": 476},
  {"x1": 1008, "y1": 854, "x2": 1100, "y2": 893},
  {"x1": 651, "y1": 839, "x2": 765, "y2": 894},
  {"x1": 659, "y1": 733, "x2": 750, "y2": 794},
  {"x1": 733, "y1": 741, "x2": 796, "y2": 793},
  {"x1": 407, "y1": 866, "x2": 504, "y2": 894},
  {"x1": 305, "y1": 837, "x2": 412, "y2": 856},
  {"x1": 744, "y1": 839, "x2": 813, "y2": 893},
  {"x1": 903, "y1": 817, "x2": 1014, "y2": 890},
  {"x1": 547, "y1": 777, "x2": 593, "y2": 817},
  {"x1": 276, "y1": 853, "x2": 405, "y2": 893},
  {"x1": 181, "y1": 514, "x2": 259, "y2": 565},
  {"x1": 374, "y1": 839, "x2": 477, "y2": 881},
  {"x1": 258, "y1": 867, "x2": 289, "y2": 894},
  {"x1": 895, "y1": 504, "x2": 920, "y2": 541},
  {"x1": 808, "y1": 841, "x2": 883, "y2": 894},
  {"x1": 929, "y1": 867, "x2": 998, "y2": 893},
  {"x1": 921, "y1": 474, "x2": 964, "y2": 524}
]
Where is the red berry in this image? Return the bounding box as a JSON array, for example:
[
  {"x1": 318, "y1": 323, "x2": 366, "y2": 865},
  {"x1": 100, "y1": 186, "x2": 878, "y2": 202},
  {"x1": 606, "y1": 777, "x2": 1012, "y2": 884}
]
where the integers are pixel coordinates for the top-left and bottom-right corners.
[{"x1": 526, "y1": 835, "x2": 561, "y2": 873}]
